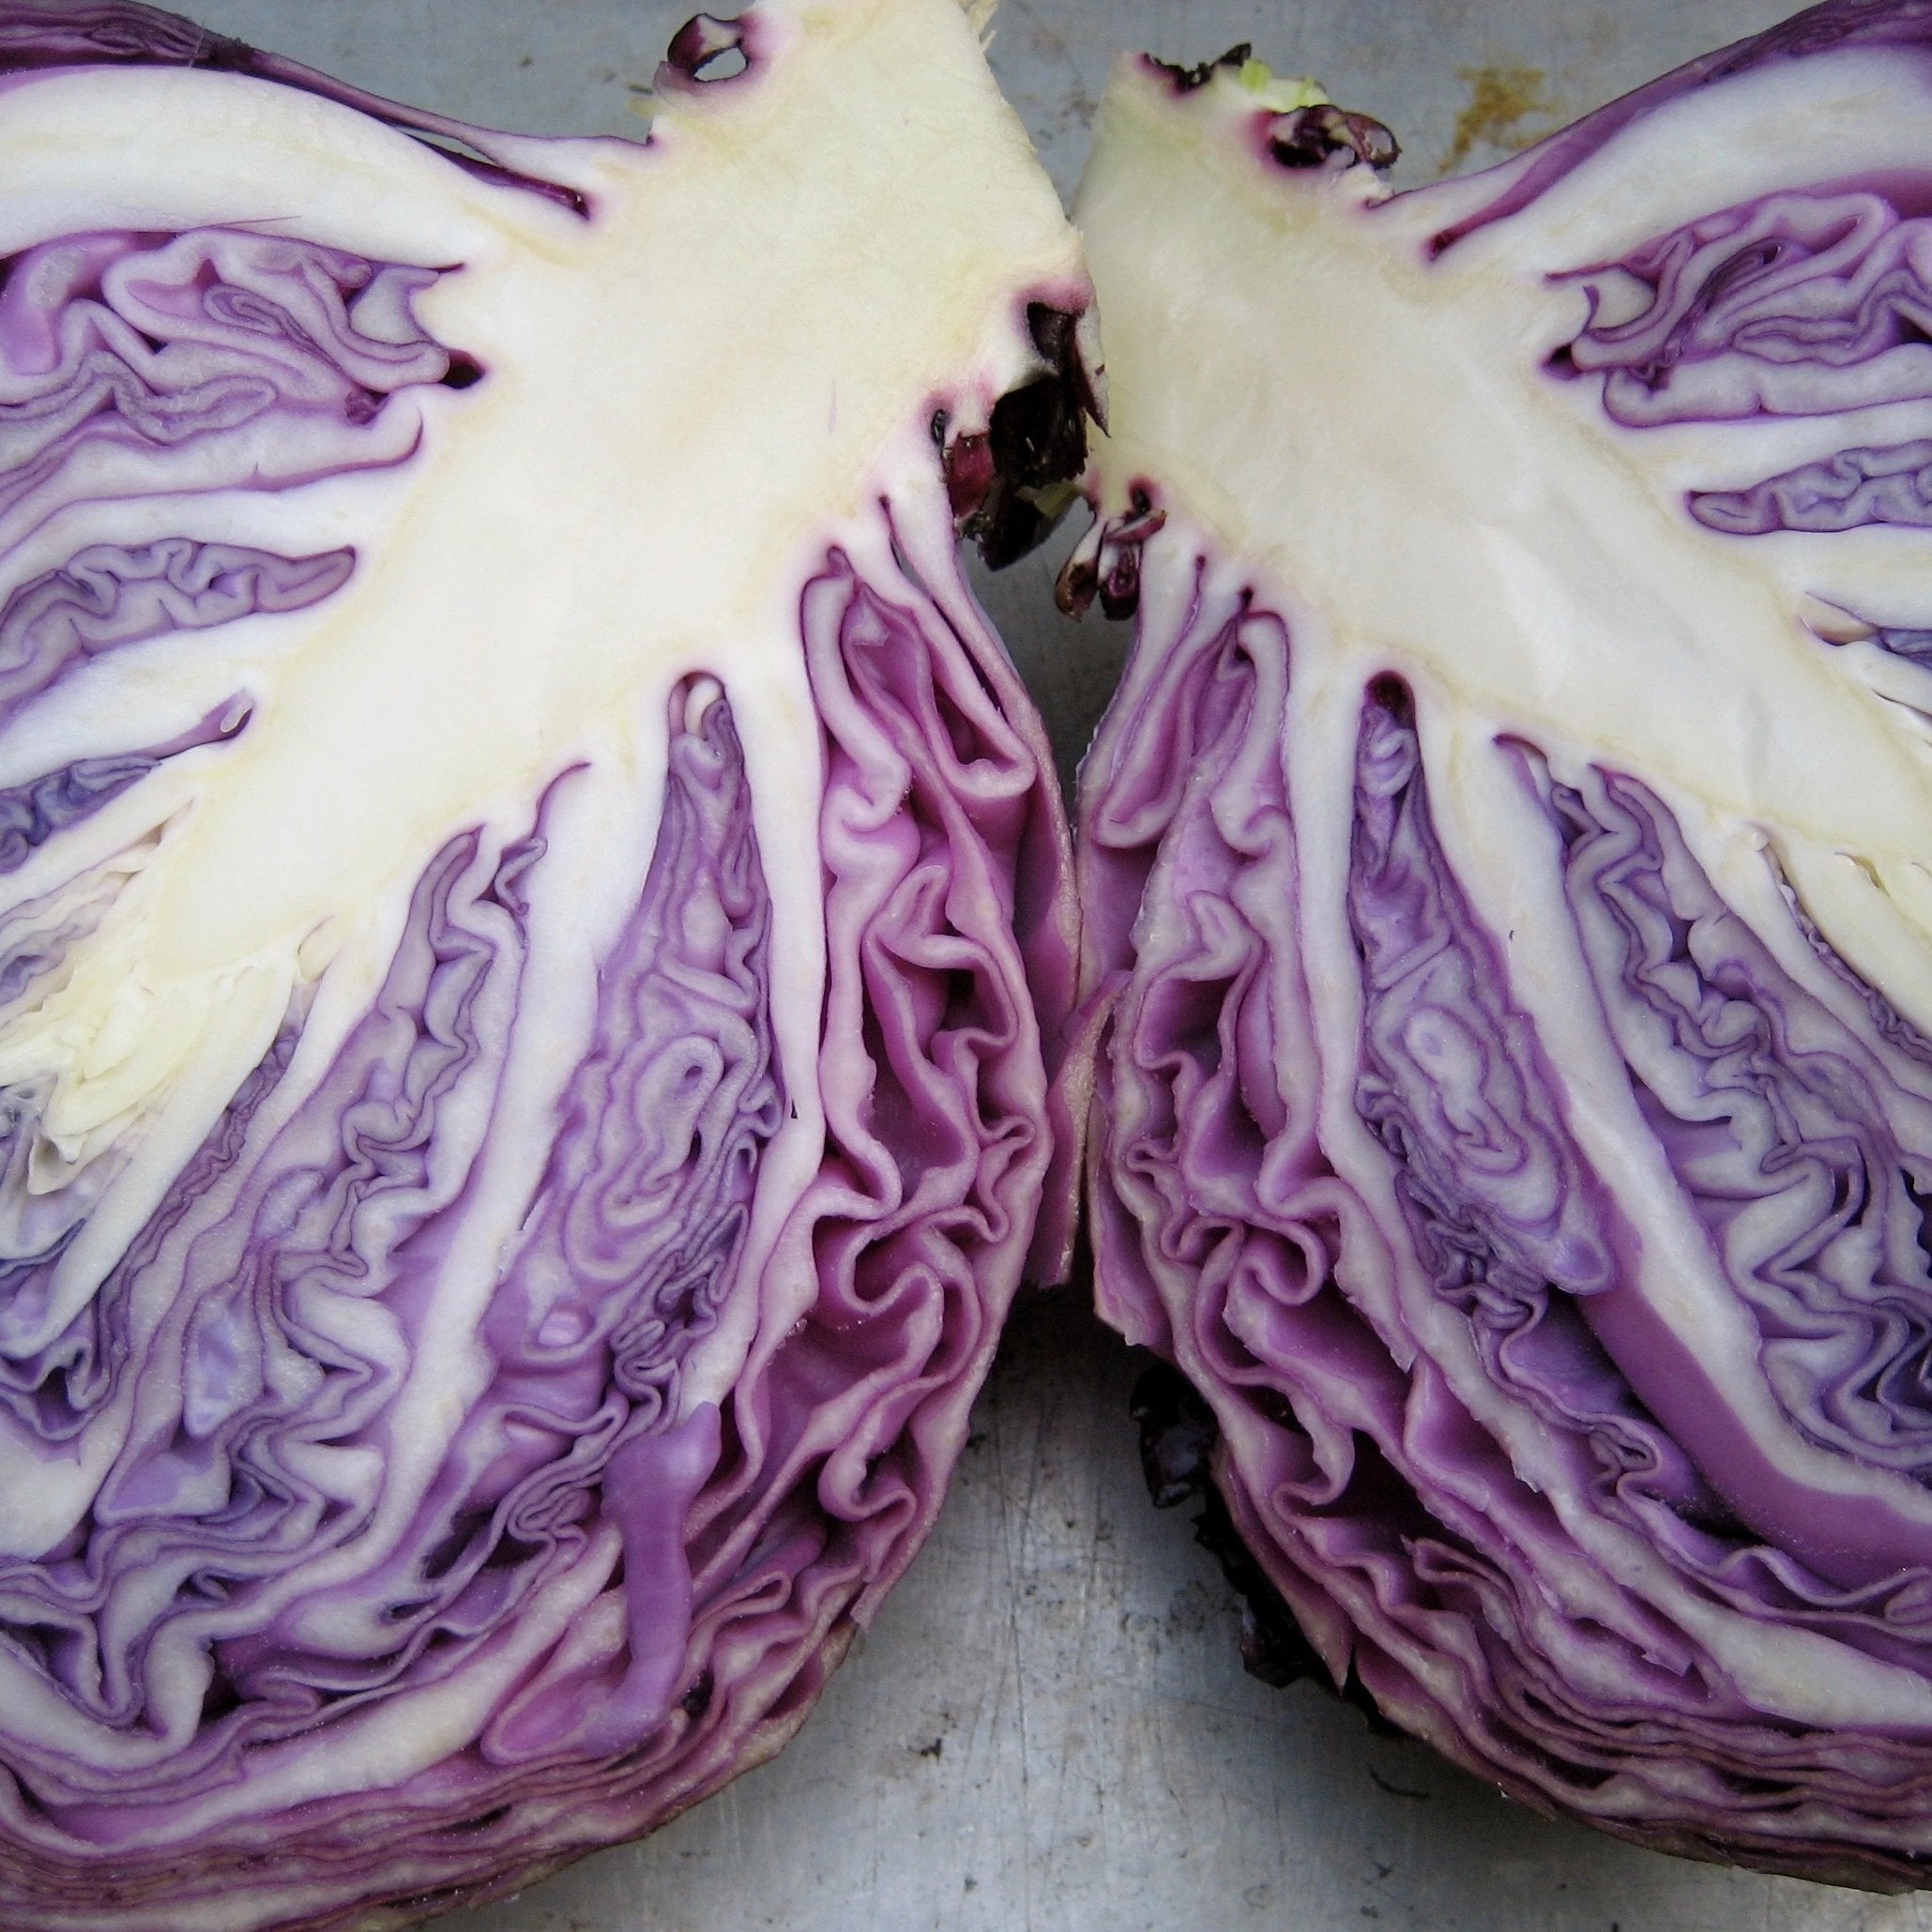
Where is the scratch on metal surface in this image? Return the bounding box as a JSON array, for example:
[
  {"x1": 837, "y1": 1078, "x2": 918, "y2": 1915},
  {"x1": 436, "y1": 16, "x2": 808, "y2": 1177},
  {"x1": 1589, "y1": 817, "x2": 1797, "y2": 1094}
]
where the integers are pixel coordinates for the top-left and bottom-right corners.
[
  {"x1": 989, "y1": 1371, "x2": 1036, "y2": 1932},
  {"x1": 1043, "y1": 1404, "x2": 1111, "y2": 1910},
  {"x1": 1013, "y1": 1404, "x2": 1043, "y2": 1932},
  {"x1": 1438, "y1": 64, "x2": 1560, "y2": 174}
]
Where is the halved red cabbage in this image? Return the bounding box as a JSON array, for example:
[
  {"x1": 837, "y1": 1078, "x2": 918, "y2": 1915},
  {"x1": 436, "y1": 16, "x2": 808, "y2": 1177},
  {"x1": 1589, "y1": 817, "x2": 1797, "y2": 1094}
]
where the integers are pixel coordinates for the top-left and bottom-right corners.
[
  {"x1": 1072, "y1": 0, "x2": 1932, "y2": 1888},
  {"x1": 0, "y1": 1, "x2": 1088, "y2": 1925}
]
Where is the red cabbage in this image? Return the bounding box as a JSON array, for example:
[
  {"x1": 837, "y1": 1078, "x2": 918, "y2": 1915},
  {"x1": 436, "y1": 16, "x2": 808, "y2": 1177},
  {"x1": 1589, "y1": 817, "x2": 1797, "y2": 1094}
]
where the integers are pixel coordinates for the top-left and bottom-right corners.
[
  {"x1": 1072, "y1": 0, "x2": 1932, "y2": 1887},
  {"x1": 0, "y1": 1, "x2": 1089, "y2": 1925}
]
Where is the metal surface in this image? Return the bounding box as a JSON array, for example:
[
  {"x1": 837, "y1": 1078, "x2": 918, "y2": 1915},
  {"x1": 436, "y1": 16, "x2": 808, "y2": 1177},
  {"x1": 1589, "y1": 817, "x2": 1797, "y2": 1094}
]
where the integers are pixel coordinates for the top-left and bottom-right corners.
[{"x1": 174, "y1": 2, "x2": 1932, "y2": 1926}]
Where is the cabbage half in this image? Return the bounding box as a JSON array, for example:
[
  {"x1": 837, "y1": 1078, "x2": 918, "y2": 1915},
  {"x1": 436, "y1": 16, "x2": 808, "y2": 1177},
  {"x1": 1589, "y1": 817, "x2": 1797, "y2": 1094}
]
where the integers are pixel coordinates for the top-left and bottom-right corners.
[
  {"x1": 1073, "y1": 1, "x2": 1932, "y2": 1886},
  {"x1": 0, "y1": 2, "x2": 1088, "y2": 1925}
]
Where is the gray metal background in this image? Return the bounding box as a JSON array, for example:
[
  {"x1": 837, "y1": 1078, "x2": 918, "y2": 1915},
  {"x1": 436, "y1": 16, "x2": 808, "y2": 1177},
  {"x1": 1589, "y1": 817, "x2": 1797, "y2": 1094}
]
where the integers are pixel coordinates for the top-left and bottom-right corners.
[{"x1": 172, "y1": 3, "x2": 1932, "y2": 1928}]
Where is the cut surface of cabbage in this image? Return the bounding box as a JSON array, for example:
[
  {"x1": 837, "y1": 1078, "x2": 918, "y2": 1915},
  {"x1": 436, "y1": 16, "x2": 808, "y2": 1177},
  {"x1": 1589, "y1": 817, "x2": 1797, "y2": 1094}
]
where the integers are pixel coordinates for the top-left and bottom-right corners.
[
  {"x1": 0, "y1": 1, "x2": 1088, "y2": 1925},
  {"x1": 1074, "y1": 4, "x2": 1932, "y2": 1887}
]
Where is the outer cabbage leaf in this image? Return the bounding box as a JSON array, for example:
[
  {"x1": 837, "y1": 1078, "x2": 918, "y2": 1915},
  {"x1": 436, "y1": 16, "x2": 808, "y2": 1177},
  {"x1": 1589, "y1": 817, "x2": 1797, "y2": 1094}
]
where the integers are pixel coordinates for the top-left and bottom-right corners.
[
  {"x1": 1072, "y1": 0, "x2": 1932, "y2": 1888},
  {"x1": 0, "y1": 2, "x2": 1088, "y2": 1926}
]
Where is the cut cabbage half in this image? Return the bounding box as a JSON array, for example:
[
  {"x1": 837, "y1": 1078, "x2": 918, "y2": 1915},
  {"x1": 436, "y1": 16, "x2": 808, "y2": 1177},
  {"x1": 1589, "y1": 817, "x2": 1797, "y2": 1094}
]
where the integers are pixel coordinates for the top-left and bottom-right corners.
[
  {"x1": 0, "y1": 1, "x2": 1090, "y2": 1925},
  {"x1": 1074, "y1": 3, "x2": 1932, "y2": 1887}
]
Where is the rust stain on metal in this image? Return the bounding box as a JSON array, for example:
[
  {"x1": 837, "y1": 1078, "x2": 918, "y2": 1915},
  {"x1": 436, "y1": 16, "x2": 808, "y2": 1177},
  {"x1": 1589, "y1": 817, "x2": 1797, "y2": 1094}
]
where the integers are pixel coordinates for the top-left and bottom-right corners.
[{"x1": 1440, "y1": 64, "x2": 1560, "y2": 173}]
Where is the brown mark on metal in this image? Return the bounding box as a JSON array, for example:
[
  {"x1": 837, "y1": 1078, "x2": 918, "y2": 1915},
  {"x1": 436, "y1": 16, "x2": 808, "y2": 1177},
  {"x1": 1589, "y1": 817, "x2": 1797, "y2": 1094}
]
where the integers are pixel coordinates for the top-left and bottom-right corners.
[{"x1": 1440, "y1": 65, "x2": 1560, "y2": 175}]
